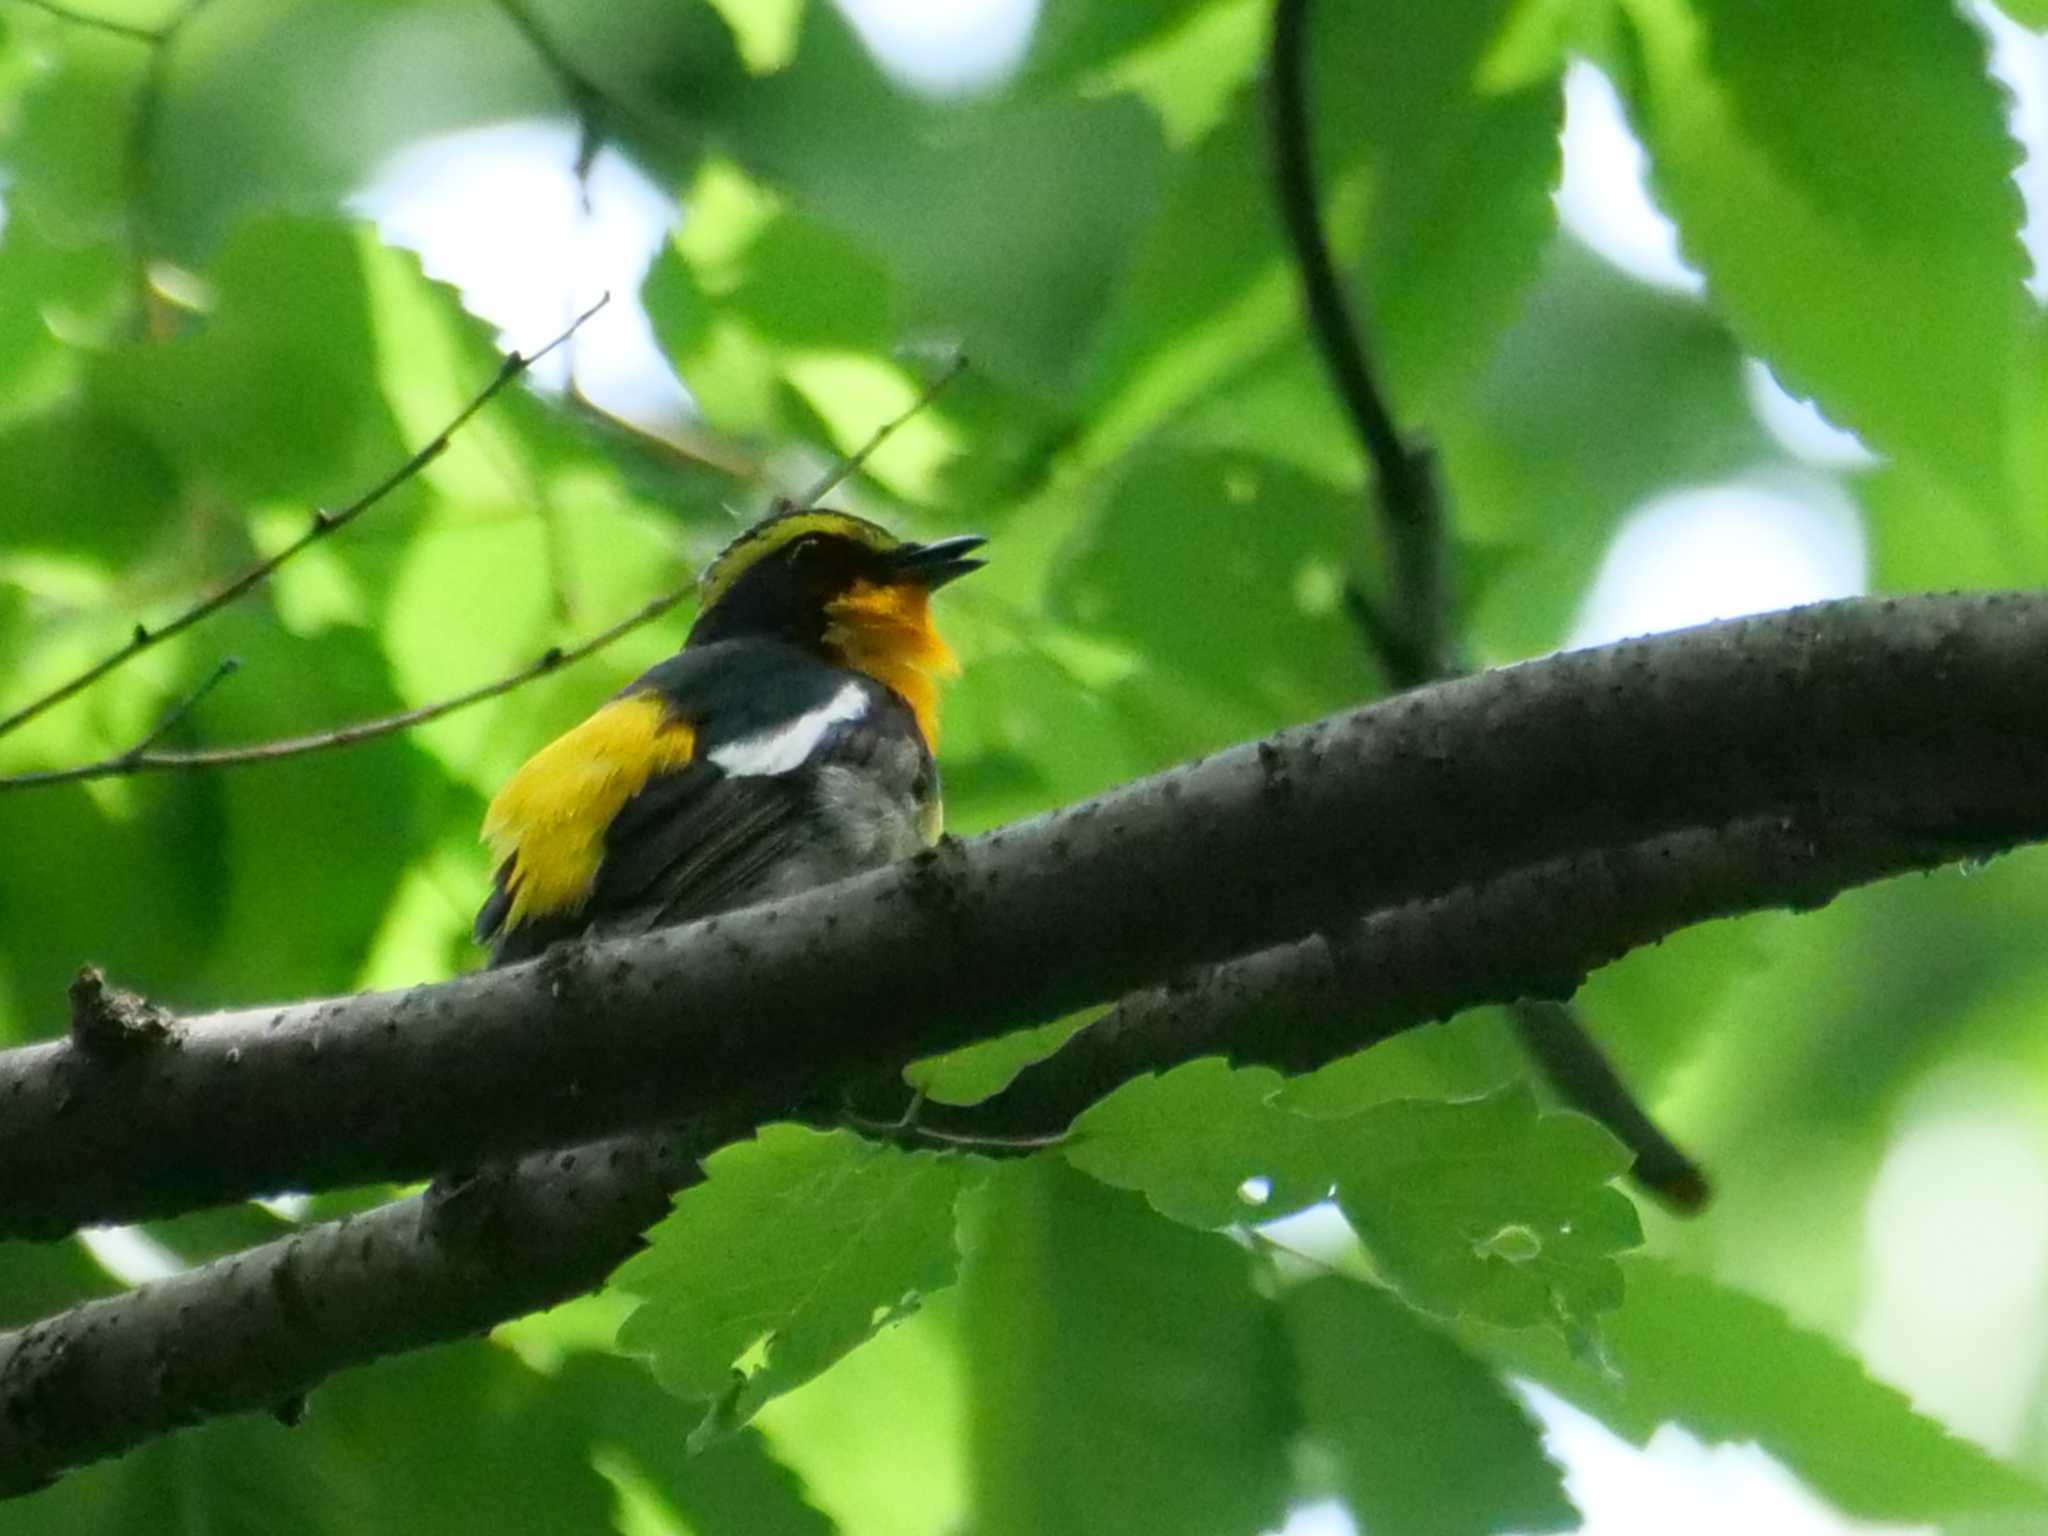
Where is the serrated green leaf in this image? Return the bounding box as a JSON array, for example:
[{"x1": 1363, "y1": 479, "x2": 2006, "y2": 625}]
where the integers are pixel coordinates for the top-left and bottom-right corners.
[
  {"x1": 1477, "y1": 1256, "x2": 2048, "y2": 1522},
  {"x1": 1063, "y1": 1058, "x2": 1337, "y2": 1225},
  {"x1": 613, "y1": 1125, "x2": 984, "y2": 1439},
  {"x1": 1331, "y1": 1086, "x2": 1643, "y2": 1338},
  {"x1": 1618, "y1": 0, "x2": 2029, "y2": 522},
  {"x1": 959, "y1": 1160, "x2": 1292, "y2": 1536},
  {"x1": 1286, "y1": 1276, "x2": 1577, "y2": 1536}
]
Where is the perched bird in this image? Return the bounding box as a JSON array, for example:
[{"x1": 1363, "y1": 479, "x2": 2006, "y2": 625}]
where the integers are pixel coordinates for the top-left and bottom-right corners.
[{"x1": 475, "y1": 507, "x2": 985, "y2": 966}]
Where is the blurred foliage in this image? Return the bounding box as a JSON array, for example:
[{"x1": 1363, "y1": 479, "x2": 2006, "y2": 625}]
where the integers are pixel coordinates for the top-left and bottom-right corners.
[{"x1": 0, "y1": 0, "x2": 2046, "y2": 1530}]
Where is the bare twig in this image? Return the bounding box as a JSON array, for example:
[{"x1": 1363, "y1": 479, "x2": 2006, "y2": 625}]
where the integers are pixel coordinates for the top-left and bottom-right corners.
[
  {"x1": 794, "y1": 353, "x2": 969, "y2": 509},
  {"x1": 130, "y1": 654, "x2": 239, "y2": 752},
  {"x1": 0, "y1": 586, "x2": 684, "y2": 792},
  {"x1": 0, "y1": 295, "x2": 611, "y2": 748},
  {"x1": 5, "y1": 0, "x2": 162, "y2": 41},
  {"x1": 1266, "y1": 0, "x2": 1703, "y2": 1207}
]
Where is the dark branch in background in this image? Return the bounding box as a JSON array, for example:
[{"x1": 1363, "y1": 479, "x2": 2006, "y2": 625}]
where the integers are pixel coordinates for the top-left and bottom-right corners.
[
  {"x1": 0, "y1": 593, "x2": 2042, "y2": 1240},
  {"x1": 0, "y1": 297, "x2": 610, "y2": 752},
  {"x1": 0, "y1": 697, "x2": 2031, "y2": 1489},
  {"x1": 1267, "y1": 0, "x2": 1447, "y2": 682},
  {"x1": 1265, "y1": 0, "x2": 1706, "y2": 1209}
]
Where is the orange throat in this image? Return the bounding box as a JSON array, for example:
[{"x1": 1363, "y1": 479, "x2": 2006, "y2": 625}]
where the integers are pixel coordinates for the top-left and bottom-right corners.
[{"x1": 823, "y1": 580, "x2": 959, "y2": 748}]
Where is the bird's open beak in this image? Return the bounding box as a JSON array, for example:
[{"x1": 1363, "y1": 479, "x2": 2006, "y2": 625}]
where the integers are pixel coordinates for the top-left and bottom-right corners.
[{"x1": 891, "y1": 534, "x2": 987, "y2": 591}]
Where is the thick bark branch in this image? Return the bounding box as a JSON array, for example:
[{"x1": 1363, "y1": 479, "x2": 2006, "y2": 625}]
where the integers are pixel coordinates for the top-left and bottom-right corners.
[
  {"x1": 3, "y1": 592, "x2": 2047, "y2": 1240},
  {"x1": 0, "y1": 799, "x2": 2005, "y2": 1491}
]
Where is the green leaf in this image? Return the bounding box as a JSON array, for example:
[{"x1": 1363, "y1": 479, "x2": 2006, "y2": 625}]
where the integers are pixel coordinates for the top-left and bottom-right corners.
[
  {"x1": 545, "y1": 1355, "x2": 840, "y2": 1536},
  {"x1": 1330, "y1": 1086, "x2": 1643, "y2": 1338},
  {"x1": 1443, "y1": 236, "x2": 1772, "y2": 662},
  {"x1": 1319, "y1": 0, "x2": 1566, "y2": 418},
  {"x1": 1286, "y1": 1276, "x2": 1576, "y2": 1536},
  {"x1": 1063, "y1": 1058, "x2": 1338, "y2": 1226},
  {"x1": 903, "y1": 1007, "x2": 1099, "y2": 1108},
  {"x1": 731, "y1": 6, "x2": 1171, "y2": 393},
  {"x1": 6, "y1": 1335, "x2": 840, "y2": 1536},
  {"x1": 1081, "y1": 1, "x2": 1562, "y2": 464},
  {"x1": 0, "y1": 400, "x2": 180, "y2": 561},
  {"x1": 179, "y1": 612, "x2": 453, "y2": 1002},
  {"x1": 1479, "y1": 1257, "x2": 2048, "y2": 1523},
  {"x1": 1017, "y1": 0, "x2": 1223, "y2": 89},
  {"x1": 613, "y1": 1125, "x2": 983, "y2": 1439},
  {"x1": 1053, "y1": 448, "x2": 1363, "y2": 744},
  {"x1": 91, "y1": 215, "x2": 410, "y2": 507},
  {"x1": 958, "y1": 1161, "x2": 1292, "y2": 1536},
  {"x1": 754, "y1": 1288, "x2": 967, "y2": 1536},
  {"x1": 703, "y1": 0, "x2": 804, "y2": 74},
  {"x1": 0, "y1": 22, "x2": 147, "y2": 248},
  {"x1": 1617, "y1": 0, "x2": 2029, "y2": 521}
]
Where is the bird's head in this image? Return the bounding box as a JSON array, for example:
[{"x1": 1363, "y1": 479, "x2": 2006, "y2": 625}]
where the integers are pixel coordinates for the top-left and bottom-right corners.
[{"x1": 689, "y1": 507, "x2": 985, "y2": 745}]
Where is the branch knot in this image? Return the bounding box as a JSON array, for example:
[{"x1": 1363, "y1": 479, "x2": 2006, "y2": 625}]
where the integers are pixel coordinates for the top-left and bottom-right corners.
[{"x1": 66, "y1": 968, "x2": 172, "y2": 1055}]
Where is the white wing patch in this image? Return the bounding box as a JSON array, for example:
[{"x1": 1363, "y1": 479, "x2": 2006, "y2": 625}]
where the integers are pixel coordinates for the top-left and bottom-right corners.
[{"x1": 708, "y1": 680, "x2": 871, "y2": 777}]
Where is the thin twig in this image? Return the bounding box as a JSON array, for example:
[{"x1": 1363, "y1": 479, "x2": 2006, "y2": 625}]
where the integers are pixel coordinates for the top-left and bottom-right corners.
[
  {"x1": 130, "y1": 655, "x2": 239, "y2": 755},
  {"x1": 1266, "y1": 0, "x2": 1702, "y2": 1207},
  {"x1": 794, "y1": 353, "x2": 968, "y2": 509},
  {"x1": 5, "y1": 0, "x2": 162, "y2": 42},
  {"x1": 0, "y1": 295, "x2": 611, "y2": 747},
  {"x1": 0, "y1": 586, "x2": 685, "y2": 791}
]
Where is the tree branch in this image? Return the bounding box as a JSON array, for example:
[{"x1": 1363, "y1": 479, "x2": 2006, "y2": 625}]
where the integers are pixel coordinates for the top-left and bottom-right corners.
[
  {"x1": 0, "y1": 795, "x2": 2009, "y2": 1492},
  {"x1": 1267, "y1": 0, "x2": 1447, "y2": 679},
  {"x1": 0, "y1": 592, "x2": 2043, "y2": 1240},
  {"x1": 1263, "y1": 0, "x2": 1704, "y2": 1204},
  {"x1": 0, "y1": 296, "x2": 608, "y2": 747}
]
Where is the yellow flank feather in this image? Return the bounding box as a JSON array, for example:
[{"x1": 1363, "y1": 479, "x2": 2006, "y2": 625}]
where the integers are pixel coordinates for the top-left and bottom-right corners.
[
  {"x1": 823, "y1": 578, "x2": 959, "y2": 749},
  {"x1": 480, "y1": 693, "x2": 697, "y2": 928}
]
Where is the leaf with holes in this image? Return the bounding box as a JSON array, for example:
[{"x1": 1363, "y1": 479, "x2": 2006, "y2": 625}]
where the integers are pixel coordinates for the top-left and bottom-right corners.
[{"x1": 1331, "y1": 1086, "x2": 1642, "y2": 1340}]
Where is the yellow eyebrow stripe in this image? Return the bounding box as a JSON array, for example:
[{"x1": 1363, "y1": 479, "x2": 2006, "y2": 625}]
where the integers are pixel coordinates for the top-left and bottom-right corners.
[{"x1": 480, "y1": 693, "x2": 697, "y2": 929}]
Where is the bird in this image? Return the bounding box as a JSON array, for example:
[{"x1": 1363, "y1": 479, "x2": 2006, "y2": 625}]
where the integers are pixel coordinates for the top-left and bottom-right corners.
[{"x1": 473, "y1": 506, "x2": 985, "y2": 967}]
